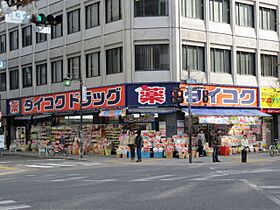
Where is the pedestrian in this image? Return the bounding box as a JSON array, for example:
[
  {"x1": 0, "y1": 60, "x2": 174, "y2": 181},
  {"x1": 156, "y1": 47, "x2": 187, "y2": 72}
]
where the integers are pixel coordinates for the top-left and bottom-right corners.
[
  {"x1": 212, "y1": 129, "x2": 222, "y2": 162},
  {"x1": 127, "y1": 130, "x2": 136, "y2": 161},
  {"x1": 135, "y1": 129, "x2": 143, "y2": 162},
  {"x1": 60, "y1": 133, "x2": 65, "y2": 147},
  {"x1": 197, "y1": 129, "x2": 206, "y2": 157},
  {"x1": 241, "y1": 134, "x2": 249, "y2": 163}
]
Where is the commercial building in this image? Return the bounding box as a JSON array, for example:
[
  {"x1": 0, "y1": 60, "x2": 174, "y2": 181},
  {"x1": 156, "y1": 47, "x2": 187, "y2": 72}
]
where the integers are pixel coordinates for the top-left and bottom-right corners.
[{"x1": 0, "y1": 0, "x2": 279, "y2": 151}]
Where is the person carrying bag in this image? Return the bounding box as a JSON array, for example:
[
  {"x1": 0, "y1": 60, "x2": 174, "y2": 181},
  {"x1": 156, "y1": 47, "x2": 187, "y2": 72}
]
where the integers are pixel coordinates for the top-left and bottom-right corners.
[{"x1": 241, "y1": 134, "x2": 249, "y2": 163}]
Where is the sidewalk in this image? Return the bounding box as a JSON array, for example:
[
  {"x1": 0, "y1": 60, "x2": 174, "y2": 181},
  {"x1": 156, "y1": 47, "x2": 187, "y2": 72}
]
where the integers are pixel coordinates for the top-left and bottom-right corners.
[{"x1": 2, "y1": 150, "x2": 279, "y2": 165}]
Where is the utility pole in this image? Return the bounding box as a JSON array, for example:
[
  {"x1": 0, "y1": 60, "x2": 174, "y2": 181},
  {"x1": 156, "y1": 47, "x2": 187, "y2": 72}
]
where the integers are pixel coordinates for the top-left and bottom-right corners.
[
  {"x1": 79, "y1": 76, "x2": 83, "y2": 158},
  {"x1": 187, "y1": 67, "x2": 192, "y2": 163}
]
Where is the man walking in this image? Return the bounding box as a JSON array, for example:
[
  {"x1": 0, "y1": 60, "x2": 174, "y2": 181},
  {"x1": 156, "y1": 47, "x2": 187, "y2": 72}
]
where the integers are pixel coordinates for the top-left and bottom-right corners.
[
  {"x1": 135, "y1": 130, "x2": 143, "y2": 162},
  {"x1": 127, "y1": 130, "x2": 136, "y2": 161},
  {"x1": 212, "y1": 129, "x2": 222, "y2": 162}
]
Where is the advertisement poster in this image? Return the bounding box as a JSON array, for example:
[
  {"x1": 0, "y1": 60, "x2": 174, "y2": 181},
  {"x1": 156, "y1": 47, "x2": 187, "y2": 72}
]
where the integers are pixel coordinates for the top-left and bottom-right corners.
[
  {"x1": 180, "y1": 84, "x2": 258, "y2": 108},
  {"x1": 260, "y1": 87, "x2": 280, "y2": 109}
]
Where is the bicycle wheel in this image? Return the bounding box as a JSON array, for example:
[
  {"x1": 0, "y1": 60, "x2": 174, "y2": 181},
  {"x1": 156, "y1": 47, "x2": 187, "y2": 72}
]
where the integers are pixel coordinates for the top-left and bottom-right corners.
[
  {"x1": 61, "y1": 148, "x2": 69, "y2": 157},
  {"x1": 269, "y1": 145, "x2": 276, "y2": 157},
  {"x1": 48, "y1": 148, "x2": 55, "y2": 157}
]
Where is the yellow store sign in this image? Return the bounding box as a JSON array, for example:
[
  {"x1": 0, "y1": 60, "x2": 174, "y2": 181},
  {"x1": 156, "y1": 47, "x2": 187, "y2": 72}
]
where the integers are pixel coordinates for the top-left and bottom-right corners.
[{"x1": 260, "y1": 87, "x2": 280, "y2": 108}]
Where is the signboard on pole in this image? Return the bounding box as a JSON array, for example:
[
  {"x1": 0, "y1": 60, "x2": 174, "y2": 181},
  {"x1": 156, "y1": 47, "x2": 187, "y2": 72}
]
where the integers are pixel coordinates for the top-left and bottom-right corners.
[
  {"x1": 5, "y1": 10, "x2": 30, "y2": 24},
  {"x1": 0, "y1": 60, "x2": 6, "y2": 69},
  {"x1": 32, "y1": 25, "x2": 51, "y2": 34},
  {"x1": 82, "y1": 86, "x2": 87, "y2": 101}
]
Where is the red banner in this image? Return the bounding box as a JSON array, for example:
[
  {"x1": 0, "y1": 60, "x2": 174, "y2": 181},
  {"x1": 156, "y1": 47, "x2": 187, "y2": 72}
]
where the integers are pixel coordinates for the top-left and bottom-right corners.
[
  {"x1": 19, "y1": 85, "x2": 125, "y2": 115},
  {"x1": 179, "y1": 84, "x2": 258, "y2": 108}
]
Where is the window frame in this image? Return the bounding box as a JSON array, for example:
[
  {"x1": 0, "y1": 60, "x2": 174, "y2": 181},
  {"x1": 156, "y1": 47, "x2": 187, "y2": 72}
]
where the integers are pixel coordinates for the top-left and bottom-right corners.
[
  {"x1": 135, "y1": 44, "x2": 170, "y2": 71},
  {"x1": 259, "y1": 7, "x2": 276, "y2": 31},
  {"x1": 36, "y1": 32, "x2": 47, "y2": 44},
  {"x1": 0, "y1": 72, "x2": 6, "y2": 92},
  {"x1": 0, "y1": 34, "x2": 6, "y2": 54},
  {"x1": 22, "y1": 66, "x2": 33, "y2": 88},
  {"x1": 51, "y1": 15, "x2": 63, "y2": 39},
  {"x1": 209, "y1": 0, "x2": 230, "y2": 23},
  {"x1": 86, "y1": 52, "x2": 100, "y2": 78},
  {"x1": 36, "y1": 63, "x2": 48, "y2": 86},
  {"x1": 105, "y1": 0, "x2": 122, "y2": 23},
  {"x1": 51, "y1": 60, "x2": 63, "y2": 83},
  {"x1": 181, "y1": 0, "x2": 204, "y2": 20},
  {"x1": 68, "y1": 56, "x2": 81, "y2": 79},
  {"x1": 9, "y1": 69, "x2": 19, "y2": 90},
  {"x1": 106, "y1": 47, "x2": 123, "y2": 74},
  {"x1": 261, "y1": 54, "x2": 278, "y2": 77},
  {"x1": 22, "y1": 26, "x2": 32, "y2": 47},
  {"x1": 67, "y1": 9, "x2": 81, "y2": 34},
  {"x1": 182, "y1": 45, "x2": 205, "y2": 72},
  {"x1": 235, "y1": 2, "x2": 254, "y2": 28},
  {"x1": 134, "y1": 0, "x2": 169, "y2": 17},
  {"x1": 210, "y1": 48, "x2": 231, "y2": 74},
  {"x1": 9, "y1": 30, "x2": 19, "y2": 51},
  {"x1": 86, "y1": 2, "x2": 100, "y2": 29},
  {"x1": 236, "y1": 51, "x2": 256, "y2": 76}
]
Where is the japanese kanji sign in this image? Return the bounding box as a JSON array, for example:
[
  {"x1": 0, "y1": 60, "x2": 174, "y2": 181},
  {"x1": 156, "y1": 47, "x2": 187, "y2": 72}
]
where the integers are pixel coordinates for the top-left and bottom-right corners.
[
  {"x1": 7, "y1": 85, "x2": 125, "y2": 115},
  {"x1": 179, "y1": 84, "x2": 258, "y2": 108},
  {"x1": 127, "y1": 83, "x2": 178, "y2": 107}
]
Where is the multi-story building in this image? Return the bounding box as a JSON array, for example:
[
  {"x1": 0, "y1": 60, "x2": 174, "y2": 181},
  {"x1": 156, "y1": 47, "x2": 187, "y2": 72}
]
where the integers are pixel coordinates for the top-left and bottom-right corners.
[{"x1": 0, "y1": 0, "x2": 279, "y2": 148}]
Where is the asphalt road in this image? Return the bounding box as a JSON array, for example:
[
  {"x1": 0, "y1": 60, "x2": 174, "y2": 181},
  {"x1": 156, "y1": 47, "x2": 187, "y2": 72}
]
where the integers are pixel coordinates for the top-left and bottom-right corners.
[{"x1": 0, "y1": 156, "x2": 280, "y2": 210}]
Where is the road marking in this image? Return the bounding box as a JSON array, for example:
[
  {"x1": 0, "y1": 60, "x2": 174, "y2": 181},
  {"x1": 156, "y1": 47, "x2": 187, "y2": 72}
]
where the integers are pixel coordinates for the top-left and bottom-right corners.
[
  {"x1": 51, "y1": 176, "x2": 87, "y2": 182},
  {"x1": 260, "y1": 186, "x2": 280, "y2": 189},
  {"x1": 0, "y1": 200, "x2": 16, "y2": 204},
  {"x1": 241, "y1": 179, "x2": 280, "y2": 207},
  {"x1": 82, "y1": 179, "x2": 118, "y2": 182},
  {"x1": 132, "y1": 175, "x2": 175, "y2": 182},
  {"x1": 40, "y1": 163, "x2": 73, "y2": 167},
  {"x1": 0, "y1": 204, "x2": 31, "y2": 210},
  {"x1": 0, "y1": 166, "x2": 17, "y2": 170},
  {"x1": 0, "y1": 178, "x2": 15, "y2": 181},
  {"x1": 160, "y1": 177, "x2": 186, "y2": 181}
]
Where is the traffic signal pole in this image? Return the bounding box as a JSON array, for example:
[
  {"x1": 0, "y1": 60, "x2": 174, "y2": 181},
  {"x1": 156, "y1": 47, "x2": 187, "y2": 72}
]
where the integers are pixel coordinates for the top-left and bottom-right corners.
[{"x1": 187, "y1": 67, "x2": 192, "y2": 163}]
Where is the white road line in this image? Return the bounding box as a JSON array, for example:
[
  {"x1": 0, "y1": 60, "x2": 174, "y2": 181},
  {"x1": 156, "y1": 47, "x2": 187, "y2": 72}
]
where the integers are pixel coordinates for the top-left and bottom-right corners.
[
  {"x1": 241, "y1": 179, "x2": 280, "y2": 207},
  {"x1": 160, "y1": 177, "x2": 187, "y2": 181},
  {"x1": 0, "y1": 178, "x2": 15, "y2": 181},
  {"x1": 24, "y1": 165, "x2": 54, "y2": 168},
  {"x1": 51, "y1": 176, "x2": 87, "y2": 182},
  {"x1": 132, "y1": 175, "x2": 175, "y2": 182},
  {"x1": 40, "y1": 163, "x2": 73, "y2": 167},
  {"x1": 260, "y1": 186, "x2": 280, "y2": 189},
  {"x1": 82, "y1": 179, "x2": 118, "y2": 182},
  {"x1": 0, "y1": 200, "x2": 16, "y2": 204},
  {"x1": 0, "y1": 205, "x2": 31, "y2": 210}
]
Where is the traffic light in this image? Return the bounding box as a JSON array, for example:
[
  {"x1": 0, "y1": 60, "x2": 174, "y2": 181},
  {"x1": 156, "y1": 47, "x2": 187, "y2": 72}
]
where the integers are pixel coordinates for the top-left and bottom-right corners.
[
  {"x1": 31, "y1": 14, "x2": 62, "y2": 25},
  {"x1": 202, "y1": 90, "x2": 209, "y2": 103},
  {"x1": 172, "y1": 88, "x2": 184, "y2": 104}
]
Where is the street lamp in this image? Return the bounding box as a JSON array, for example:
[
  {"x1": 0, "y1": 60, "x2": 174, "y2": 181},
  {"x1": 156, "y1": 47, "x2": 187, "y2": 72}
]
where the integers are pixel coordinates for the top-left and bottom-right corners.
[{"x1": 64, "y1": 74, "x2": 84, "y2": 158}]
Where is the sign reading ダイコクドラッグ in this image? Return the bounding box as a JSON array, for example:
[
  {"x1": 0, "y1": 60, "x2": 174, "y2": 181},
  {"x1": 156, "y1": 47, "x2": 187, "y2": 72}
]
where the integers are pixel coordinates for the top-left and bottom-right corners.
[{"x1": 7, "y1": 85, "x2": 125, "y2": 115}]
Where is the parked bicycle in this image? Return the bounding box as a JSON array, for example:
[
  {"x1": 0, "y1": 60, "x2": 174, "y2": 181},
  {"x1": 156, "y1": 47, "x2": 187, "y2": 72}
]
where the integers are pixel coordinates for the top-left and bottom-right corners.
[
  {"x1": 269, "y1": 139, "x2": 280, "y2": 157},
  {"x1": 47, "y1": 144, "x2": 69, "y2": 157}
]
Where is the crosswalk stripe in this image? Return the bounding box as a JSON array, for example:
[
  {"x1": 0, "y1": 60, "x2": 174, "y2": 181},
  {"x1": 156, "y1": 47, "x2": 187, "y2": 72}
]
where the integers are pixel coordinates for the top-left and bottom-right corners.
[
  {"x1": 51, "y1": 176, "x2": 87, "y2": 182},
  {"x1": 24, "y1": 165, "x2": 54, "y2": 168},
  {"x1": 0, "y1": 200, "x2": 16, "y2": 204},
  {"x1": 0, "y1": 205, "x2": 31, "y2": 210},
  {"x1": 260, "y1": 186, "x2": 280, "y2": 189},
  {"x1": 132, "y1": 175, "x2": 175, "y2": 182}
]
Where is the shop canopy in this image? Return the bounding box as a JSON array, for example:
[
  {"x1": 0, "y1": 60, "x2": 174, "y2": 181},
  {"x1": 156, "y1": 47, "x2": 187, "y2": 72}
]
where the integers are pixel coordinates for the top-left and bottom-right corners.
[
  {"x1": 128, "y1": 107, "x2": 177, "y2": 114},
  {"x1": 183, "y1": 108, "x2": 271, "y2": 117}
]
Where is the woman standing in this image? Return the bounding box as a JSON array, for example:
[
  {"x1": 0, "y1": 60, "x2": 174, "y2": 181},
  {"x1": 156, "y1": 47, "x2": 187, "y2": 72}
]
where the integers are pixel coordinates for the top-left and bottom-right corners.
[
  {"x1": 127, "y1": 130, "x2": 136, "y2": 161},
  {"x1": 135, "y1": 130, "x2": 143, "y2": 162},
  {"x1": 241, "y1": 134, "x2": 249, "y2": 163}
]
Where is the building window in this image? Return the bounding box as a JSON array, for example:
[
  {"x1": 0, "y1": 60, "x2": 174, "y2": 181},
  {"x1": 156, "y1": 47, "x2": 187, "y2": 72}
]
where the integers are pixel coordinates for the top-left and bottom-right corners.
[
  {"x1": 209, "y1": 0, "x2": 230, "y2": 23},
  {"x1": 10, "y1": 69, "x2": 19, "y2": 90},
  {"x1": 22, "y1": 26, "x2": 32, "y2": 47},
  {"x1": 68, "y1": 9, "x2": 80, "y2": 34},
  {"x1": 51, "y1": 15, "x2": 63, "y2": 39},
  {"x1": 135, "y1": 45, "x2": 170, "y2": 71},
  {"x1": 181, "y1": 0, "x2": 204, "y2": 19},
  {"x1": 210, "y1": 48, "x2": 231, "y2": 74},
  {"x1": 106, "y1": 0, "x2": 121, "y2": 23},
  {"x1": 106, "y1": 47, "x2": 122, "y2": 74},
  {"x1": 0, "y1": 34, "x2": 6, "y2": 54},
  {"x1": 86, "y1": 52, "x2": 100, "y2": 78},
  {"x1": 0, "y1": 72, "x2": 6, "y2": 92},
  {"x1": 182, "y1": 45, "x2": 204, "y2": 71},
  {"x1": 86, "y1": 3, "x2": 99, "y2": 29},
  {"x1": 261, "y1": 54, "x2": 278, "y2": 77},
  {"x1": 51, "y1": 60, "x2": 63, "y2": 83},
  {"x1": 10, "y1": 30, "x2": 18, "y2": 51},
  {"x1": 68, "y1": 56, "x2": 81, "y2": 78},
  {"x1": 36, "y1": 33, "x2": 47, "y2": 43},
  {"x1": 36, "y1": 63, "x2": 47, "y2": 86},
  {"x1": 237, "y1": 51, "x2": 255, "y2": 75},
  {"x1": 134, "y1": 0, "x2": 169, "y2": 17},
  {"x1": 22, "y1": 66, "x2": 32, "y2": 88},
  {"x1": 236, "y1": 3, "x2": 254, "y2": 27},
  {"x1": 260, "y1": 7, "x2": 276, "y2": 31}
]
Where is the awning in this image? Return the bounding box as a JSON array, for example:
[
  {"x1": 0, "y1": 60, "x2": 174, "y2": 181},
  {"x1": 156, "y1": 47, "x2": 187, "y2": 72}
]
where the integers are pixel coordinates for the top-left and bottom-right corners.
[
  {"x1": 183, "y1": 108, "x2": 271, "y2": 117},
  {"x1": 14, "y1": 115, "x2": 33, "y2": 120},
  {"x1": 99, "y1": 109, "x2": 126, "y2": 117},
  {"x1": 33, "y1": 114, "x2": 52, "y2": 119},
  {"x1": 128, "y1": 107, "x2": 177, "y2": 114}
]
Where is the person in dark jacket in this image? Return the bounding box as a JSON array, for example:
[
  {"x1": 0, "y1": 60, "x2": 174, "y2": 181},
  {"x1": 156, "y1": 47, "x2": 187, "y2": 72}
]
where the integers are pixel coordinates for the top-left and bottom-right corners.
[
  {"x1": 212, "y1": 129, "x2": 222, "y2": 162},
  {"x1": 135, "y1": 130, "x2": 143, "y2": 162}
]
